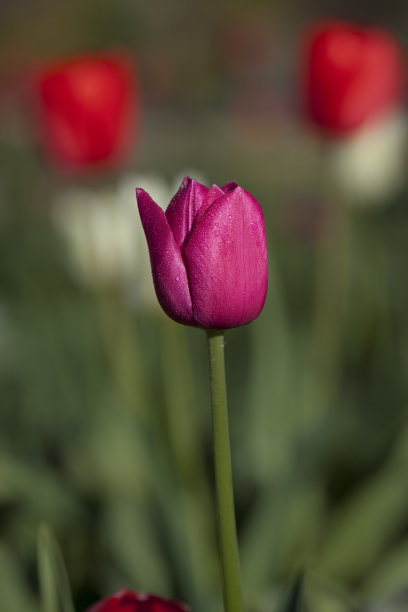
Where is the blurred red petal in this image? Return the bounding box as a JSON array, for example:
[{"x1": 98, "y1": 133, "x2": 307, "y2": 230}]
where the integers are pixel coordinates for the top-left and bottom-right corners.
[
  {"x1": 29, "y1": 51, "x2": 139, "y2": 173},
  {"x1": 85, "y1": 590, "x2": 190, "y2": 612},
  {"x1": 302, "y1": 20, "x2": 405, "y2": 135}
]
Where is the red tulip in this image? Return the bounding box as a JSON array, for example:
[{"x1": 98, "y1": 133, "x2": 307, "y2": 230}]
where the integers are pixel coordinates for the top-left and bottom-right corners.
[
  {"x1": 302, "y1": 20, "x2": 405, "y2": 135},
  {"x1": 85, "y1": 590, "x2": 190, "y2": 612},
  {"x1": 30, "y1": 52, "x2": 138, "y2": 172}
]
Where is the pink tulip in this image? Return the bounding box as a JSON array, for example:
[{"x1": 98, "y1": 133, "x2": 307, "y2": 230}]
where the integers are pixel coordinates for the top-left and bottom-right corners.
[
  {"x1": 85, "y1": 589, "x2": 189, "y2": 612},
  {"x1": 136, "y1": 176, "x2": 268, "y2": 329},
  {"x1": 302, "y1": 20, "x2": 405, "y2": 135}
]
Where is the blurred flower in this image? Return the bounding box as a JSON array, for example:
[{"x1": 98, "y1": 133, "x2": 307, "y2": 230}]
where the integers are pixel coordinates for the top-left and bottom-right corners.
[
  {"x1": 85, "y1": 589, "x2": 190, "y2": 612},
  {"x1": 53, "y1": 184, "x2": 144, "y2": 291},
  {"x1": 329, "y1": 113, "x2": 407, "y2": 205},
  {"x1": 302, "y1": 20, "x2": 404, "y2": 135},
  {"x1": 302, "y1": 21, "x2": 406, "y2": 205},
  {"x1": 29, "y1": 52, "x2": 138, "y2": 173},
  {"x1": 136, "y1": 176, "x2": 268, "y2": 329},
  {"x1": 52, "y1": 172, "x2": 206, "y2": 308}
]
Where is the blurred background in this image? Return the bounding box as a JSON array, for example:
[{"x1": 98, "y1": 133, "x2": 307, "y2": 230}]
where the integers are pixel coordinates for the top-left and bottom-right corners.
[{"x1": 1, "y1": 1, "x2": 408, "y2": 611}]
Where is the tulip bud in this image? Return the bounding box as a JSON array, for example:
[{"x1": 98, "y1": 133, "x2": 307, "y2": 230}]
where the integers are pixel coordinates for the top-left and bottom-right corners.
[
  {"x1": 136, "y1": 176, "x2": 268, "y2": 329},
  {"x1": 85, "y1": 589, "x2": 190, "y2": 612},
  {"x1": 302, "y1": 20, "x2": 404, "y2": 135},
  {"x1": 29, "y1": 52, "x2": 138, "y2": 172}
]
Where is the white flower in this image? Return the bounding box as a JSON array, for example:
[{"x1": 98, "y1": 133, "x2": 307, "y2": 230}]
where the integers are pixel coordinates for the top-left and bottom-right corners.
[
  {"x1": 53, "y1": 187, "x2": 142, "y2": 287},
  {"x1": 52, "y1": 171, "x2": 206, "y2": 308},
  {"x1": 329, "y1": 113, "x2": 407, "y2": 206}
]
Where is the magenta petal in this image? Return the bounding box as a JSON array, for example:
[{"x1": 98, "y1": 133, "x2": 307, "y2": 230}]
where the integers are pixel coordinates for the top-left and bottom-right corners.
[
  {"x1": 193, "y1": 184, "x2": 225, "y2": 227},
  {"x1": 136, "y1": 188, "x2": 194, "y2": 324},
  {"x1": 165, "y1": 176, "x2": 209, "y2": 248},
  {"x1": 183, "y1": 187, "x2": 268, "y2": 329},
  {"x1": 85, "y1": 589, "x2": 190, "y2": 612},
  {"x1": 221, "y1": 181, "x2": 239, "y2": 193}
]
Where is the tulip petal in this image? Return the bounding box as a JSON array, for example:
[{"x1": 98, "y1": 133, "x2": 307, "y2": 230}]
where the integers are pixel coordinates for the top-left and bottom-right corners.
[
  {"x1": 85, "y1": 589, "x2": 190, "y2": 612},
  {"x1": 136, "y1": 188, "x2": 194, "y2": 324},
  {"x1": 221, "y1": 181, "x2": 239, "y2": 192},
  {"x1": 165, "y1": 176, "x2": 209, "y2": 248},
  {"x1": 184, "y1": 187, "x2": 268, "y2": 329},
  {"x1": 192, "y1": 182, "x2": 239, "y2": 228},
  {"x1": 192, "y1": 184, "x2": 225, "y2": 227}
]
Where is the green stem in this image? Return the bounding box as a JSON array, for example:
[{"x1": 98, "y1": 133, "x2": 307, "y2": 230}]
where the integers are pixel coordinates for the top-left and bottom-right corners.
[{"x1": 207, "y1": 330, "x2": 244, "y2": 612}]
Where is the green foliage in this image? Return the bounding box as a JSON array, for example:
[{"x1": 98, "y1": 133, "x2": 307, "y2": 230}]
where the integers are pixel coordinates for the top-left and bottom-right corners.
[
  {"x1": 1, "y1": 5, "x2": 408, "y2": 611},
  {"x1": 38, "y1": 525, "x2": 76, "y2": 612},
  {"x1": 2, "y1": 148, "x2": 408, "y2": 612}
]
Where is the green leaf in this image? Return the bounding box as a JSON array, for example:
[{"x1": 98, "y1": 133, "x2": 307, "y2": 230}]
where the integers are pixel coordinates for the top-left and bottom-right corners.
[
  {"x1": 304, "y1": 576, "x2": 357, "y2": 612},
  {"x1": 37, "y1": 524, "x2": 76, "y2": 612},
  {"x1": 317, "y1": 460, "x2": 408, "y2": 581},
  {"x1": 361, "y1": 538, "x2": 408, "y2": 605},
  {"x1": 277, "y1": 575, "x2": 305, "y2": 612},
  {"x1": 0, "y1": 543, "x2": 39, "y2": 612}
]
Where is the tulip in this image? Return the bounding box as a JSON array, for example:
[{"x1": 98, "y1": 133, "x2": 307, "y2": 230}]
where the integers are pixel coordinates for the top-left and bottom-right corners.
[
  {"x1": 303, "y1": 20, "x2": 404, "y2": 135},
  {"x1": 30, "y1": 52, "x2": 138, "y2": 172},
  {"x1": 85, "y1": 589, "x2": 189, "y2": 612},
  {"x1": 136, "y1": 176, "x2": 268, "y2": 329}
]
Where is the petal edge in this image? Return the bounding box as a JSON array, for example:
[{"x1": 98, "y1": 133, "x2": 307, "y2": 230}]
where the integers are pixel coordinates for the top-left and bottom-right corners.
[{"x1": 136, "y1": 188, "x2": 194, "y2": 324}]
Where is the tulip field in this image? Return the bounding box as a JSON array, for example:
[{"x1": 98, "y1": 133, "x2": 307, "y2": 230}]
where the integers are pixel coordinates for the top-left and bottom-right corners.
[{"x1": 1, "y1": 2, "x2": 408, "y2": 612}]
